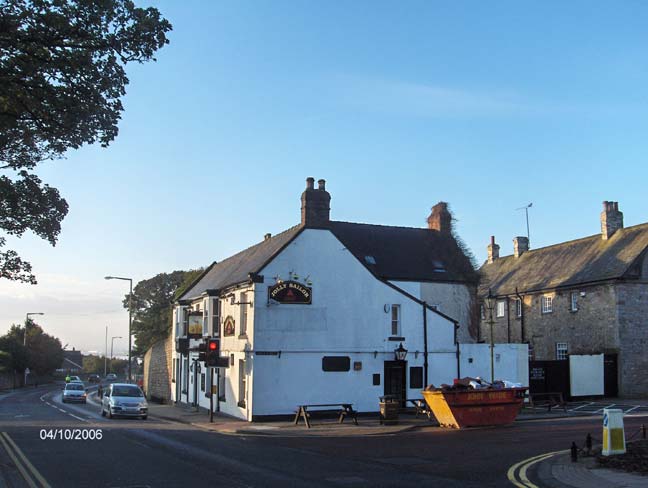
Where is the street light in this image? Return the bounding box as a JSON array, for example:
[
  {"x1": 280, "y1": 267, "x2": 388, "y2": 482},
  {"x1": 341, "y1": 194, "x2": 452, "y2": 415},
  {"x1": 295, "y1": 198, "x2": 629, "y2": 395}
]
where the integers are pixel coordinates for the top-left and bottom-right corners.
[
  {"x1": 24, "y1": 313, "x2": 44, "y2": 386},
  {"x1": 484, "y1": 289, "x2": 496, "y2": 383},
  {"x1": 110, "y1": 336, "x2": 122, "y2": 374},
  {"x1": 105, "y1": 276, "x2": 133, "y2": 381}
]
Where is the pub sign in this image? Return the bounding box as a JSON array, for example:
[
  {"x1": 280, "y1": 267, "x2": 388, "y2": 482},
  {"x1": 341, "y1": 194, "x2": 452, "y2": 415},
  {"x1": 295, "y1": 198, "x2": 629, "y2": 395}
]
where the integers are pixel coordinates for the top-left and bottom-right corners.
[
  {"x1": 187, "y1": 313, "x2": 203, "y2": 338},
  {"x1": 268, "y1": 280, "x2": 312, "y2": 304},
  {"x1": 223, "y1": 315, "x2": 235, "y2": 337}
]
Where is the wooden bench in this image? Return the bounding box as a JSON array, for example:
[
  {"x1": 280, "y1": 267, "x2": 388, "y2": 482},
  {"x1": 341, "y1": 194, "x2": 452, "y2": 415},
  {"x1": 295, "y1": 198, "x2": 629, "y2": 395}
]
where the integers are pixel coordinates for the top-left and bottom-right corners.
[
  {"x1": 294, "y1": 403, "x2": 358, "y2": 429},
  {"x1": 529, "y1": 392, "x2": 567, "y2": 412}
]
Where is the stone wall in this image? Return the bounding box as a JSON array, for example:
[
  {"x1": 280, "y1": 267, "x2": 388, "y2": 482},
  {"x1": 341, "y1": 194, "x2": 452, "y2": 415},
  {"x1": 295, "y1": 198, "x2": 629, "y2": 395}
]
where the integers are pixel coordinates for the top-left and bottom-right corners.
[
  {"x1": 479, "y1": 283, "x2": 619, "y2": 359},
  {"x1": 616, "y1": 283, "x2": 648, "y2": 397},
  {"x1": 143, "y1": 336, "x2": 173, "y2": 403}
]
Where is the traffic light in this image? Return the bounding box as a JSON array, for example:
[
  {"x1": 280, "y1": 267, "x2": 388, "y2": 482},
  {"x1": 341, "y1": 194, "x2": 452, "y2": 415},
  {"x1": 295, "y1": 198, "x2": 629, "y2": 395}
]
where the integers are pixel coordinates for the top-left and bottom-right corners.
[{"x1": 206, "y1": 338, "x2": 220, "y2": 367}]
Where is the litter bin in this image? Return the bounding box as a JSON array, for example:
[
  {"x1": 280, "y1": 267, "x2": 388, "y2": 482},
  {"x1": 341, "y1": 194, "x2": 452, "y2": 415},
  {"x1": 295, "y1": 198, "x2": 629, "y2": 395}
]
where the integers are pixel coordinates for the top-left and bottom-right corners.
[{"x1": 379, "y1": 395, "x2": 400, "y2": 425}]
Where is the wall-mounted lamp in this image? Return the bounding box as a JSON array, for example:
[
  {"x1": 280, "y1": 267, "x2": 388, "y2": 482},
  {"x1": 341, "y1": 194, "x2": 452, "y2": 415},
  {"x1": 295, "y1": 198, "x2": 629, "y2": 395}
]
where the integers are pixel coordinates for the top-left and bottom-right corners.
[{"x1": 394, "y1": 343, "x2": 408, "y2": 361}]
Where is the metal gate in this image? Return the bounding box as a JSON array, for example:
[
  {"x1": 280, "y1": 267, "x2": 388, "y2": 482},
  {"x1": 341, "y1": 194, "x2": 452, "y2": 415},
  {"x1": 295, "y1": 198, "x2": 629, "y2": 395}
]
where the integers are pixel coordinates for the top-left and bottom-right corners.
[{"x1": 529, "y1": 360, "x2": 570, "y2": 399}]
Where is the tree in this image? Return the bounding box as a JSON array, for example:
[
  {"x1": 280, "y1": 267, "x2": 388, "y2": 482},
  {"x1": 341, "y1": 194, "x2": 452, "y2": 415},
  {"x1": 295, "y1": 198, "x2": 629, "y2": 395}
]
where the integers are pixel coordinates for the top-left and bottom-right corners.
[
  {"x1": 25, "y1": 321, "x2": 63, "y2": 376},
  {"x1": 125, "y1": 269, "x2": 203, "y2": 355},
  {"x1": 0, "y1": 325, "x2": 28, "y2": 373},
  {"x1": 0, "y1": 0, "x2": 172, "y2": 282}
]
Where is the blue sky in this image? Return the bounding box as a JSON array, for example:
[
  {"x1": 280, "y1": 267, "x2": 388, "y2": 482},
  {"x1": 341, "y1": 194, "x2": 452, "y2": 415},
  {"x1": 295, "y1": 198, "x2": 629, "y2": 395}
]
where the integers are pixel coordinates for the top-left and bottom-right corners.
[{"x1": 2, "y1": 0, "x2": 648, "y2": 352}]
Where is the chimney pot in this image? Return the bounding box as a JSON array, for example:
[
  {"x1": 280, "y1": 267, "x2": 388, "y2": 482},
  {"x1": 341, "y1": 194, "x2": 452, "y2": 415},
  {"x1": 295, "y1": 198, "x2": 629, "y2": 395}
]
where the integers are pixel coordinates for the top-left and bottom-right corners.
[
  {"x1": 601, "y1": 200, "x2": 623, "y2": 240},
  {"x1": 301, "y1": 177, "x2": 331, "y2": 227},
  {"x1": 264, "y1": 233, "x2": 271, "y2": 241},
  {"x1": 487, "y1": 236, "x2": 500, "y2": 263}
]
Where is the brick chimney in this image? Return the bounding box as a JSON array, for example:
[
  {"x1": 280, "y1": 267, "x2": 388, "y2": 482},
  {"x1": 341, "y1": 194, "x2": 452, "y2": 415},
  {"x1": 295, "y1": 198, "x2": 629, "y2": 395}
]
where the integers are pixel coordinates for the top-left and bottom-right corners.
[
  {"x1": 513, "y1": 236, "x2": 529, "y2": 258},
  {"x1": 487, "y1": 236, "x2": 500, "y2": 264},
  {"x1": 601, "y1": 201, "x2": 623, "y2": 240},
  {"x1": 301, "y1": 177, "x2": 331, "y2": 227},
  {"x1": 427, "y1": 202, "x2": 452, "y2": 234}
]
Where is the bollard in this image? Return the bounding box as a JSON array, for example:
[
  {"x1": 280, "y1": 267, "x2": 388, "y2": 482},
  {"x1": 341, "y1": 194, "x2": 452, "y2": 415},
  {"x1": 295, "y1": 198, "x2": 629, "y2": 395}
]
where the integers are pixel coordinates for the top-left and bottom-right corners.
[
  {"x1": 585, "y1": 433, "x2": 592, "y2": 455},
  {"x1": 602, "y1": 408, "x2": 626, "y2": 456},
  {"x1": 571, "y1": 442, "x2": 578, "y2": 462},
  {"x1": 643, "y1": 424, "x2": 646, "y2": 440}
]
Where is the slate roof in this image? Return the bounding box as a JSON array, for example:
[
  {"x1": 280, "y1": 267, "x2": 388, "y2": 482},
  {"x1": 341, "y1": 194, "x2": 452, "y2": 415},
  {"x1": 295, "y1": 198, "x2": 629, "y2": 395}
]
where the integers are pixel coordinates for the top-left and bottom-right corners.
[
  {"x1": 180, "y1": 221, "x2": 478, "y2": 301},
  {"x1": 479, "y1": 223, "x2": 648, "y2": 296}
]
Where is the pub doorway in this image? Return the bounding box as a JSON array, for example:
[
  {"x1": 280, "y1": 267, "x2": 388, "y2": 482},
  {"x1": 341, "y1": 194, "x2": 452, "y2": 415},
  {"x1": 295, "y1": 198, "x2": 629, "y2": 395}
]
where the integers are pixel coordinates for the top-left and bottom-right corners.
[{"x1": 384, "y1": 360, "x2": 407, "y2": 405}]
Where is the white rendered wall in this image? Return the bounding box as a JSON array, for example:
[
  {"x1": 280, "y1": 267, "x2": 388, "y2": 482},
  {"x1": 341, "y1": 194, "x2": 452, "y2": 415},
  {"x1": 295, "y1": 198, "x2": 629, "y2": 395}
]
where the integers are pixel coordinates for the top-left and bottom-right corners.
[
  {"x1": 459, "y1": 343, "x2": 529, "y2": 387},
  {"x1": 251, "y1": 229, "x2": 459, "y2": 416},
  {"x1": 570, "y1": 354, "x2": 604, "y2": 397}
]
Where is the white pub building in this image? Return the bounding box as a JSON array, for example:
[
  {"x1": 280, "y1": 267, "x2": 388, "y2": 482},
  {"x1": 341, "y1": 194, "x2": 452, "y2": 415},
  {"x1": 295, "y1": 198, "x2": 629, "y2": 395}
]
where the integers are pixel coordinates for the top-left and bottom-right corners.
[{"x1": 171, "y1": 178, "x2": 525, "y2": 421}]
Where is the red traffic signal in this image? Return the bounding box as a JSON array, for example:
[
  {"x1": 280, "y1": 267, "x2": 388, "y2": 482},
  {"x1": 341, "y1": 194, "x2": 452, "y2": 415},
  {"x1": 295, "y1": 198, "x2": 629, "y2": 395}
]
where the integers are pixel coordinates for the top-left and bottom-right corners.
[
  {"x1": 206, "y1": 339, "x2": 220, "y2": 366},
  {"x1": 208, "y1": 340, "x2": 218, "y2": 351}
]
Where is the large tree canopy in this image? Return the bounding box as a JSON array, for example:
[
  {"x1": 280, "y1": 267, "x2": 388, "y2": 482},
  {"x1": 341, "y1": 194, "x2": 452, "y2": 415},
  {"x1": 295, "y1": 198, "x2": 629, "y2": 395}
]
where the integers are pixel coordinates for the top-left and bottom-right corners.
[
  {"x1": 125, "y1": 269, "x2": 203, "y2": 355},
  {"x1": 0, "y1": 0, "x2": 172, "y2": 282}
]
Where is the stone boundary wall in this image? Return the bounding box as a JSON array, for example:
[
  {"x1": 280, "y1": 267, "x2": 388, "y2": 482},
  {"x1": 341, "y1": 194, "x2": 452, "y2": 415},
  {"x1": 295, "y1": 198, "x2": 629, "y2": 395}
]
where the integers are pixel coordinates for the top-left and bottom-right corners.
[{"x1": 143, "y1": 336, "x2": 173, "y2": 403}]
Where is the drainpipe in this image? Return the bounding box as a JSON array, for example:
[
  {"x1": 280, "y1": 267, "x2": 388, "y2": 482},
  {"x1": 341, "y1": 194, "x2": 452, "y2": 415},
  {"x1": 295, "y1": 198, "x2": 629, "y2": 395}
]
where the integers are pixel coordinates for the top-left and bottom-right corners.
[
  {"x1": 515, "y1": 287, "x2": 525, "y2": 342},
  {"x1": 455, "y1": 323, "x2": 461, "y2": 379},
  {"x1": 506, "y1": 296, "x2": 511, "y2": 343},
  {"x1": 422, "y1": 302, "x2": 429, "y2": 387}
]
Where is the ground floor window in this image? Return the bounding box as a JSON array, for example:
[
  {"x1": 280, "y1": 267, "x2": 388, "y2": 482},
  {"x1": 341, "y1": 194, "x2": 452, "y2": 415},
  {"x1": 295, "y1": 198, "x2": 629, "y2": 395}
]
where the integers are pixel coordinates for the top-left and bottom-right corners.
[
  {"x1": 555, "y1": 342, "x2": 569, "y2": 360},
  {"x1": 218, "y1": 368, "x2": 226, "y2": 402},
  {"x1": 238, "y1": 359, "x2": 246, "y2": 408},
  {"x1": 182, "y1": 358, "x2": 188, "y2": 393}
]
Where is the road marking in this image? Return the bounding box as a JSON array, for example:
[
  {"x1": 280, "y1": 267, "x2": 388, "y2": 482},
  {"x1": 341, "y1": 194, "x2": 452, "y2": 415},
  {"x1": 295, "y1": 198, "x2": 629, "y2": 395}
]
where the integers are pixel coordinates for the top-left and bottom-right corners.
[
  {"x1": 0, "y1": 432, "x2": 52, "y2": 488},
  {"x1": 67, "y1": 413, "x2": 87, "y2": 422},
  {"x1": 0, "y1": 432, "x2": 38, "y2": 488},
  {"x1": 507, "y1": 450, "x2": 566, "y2": 487}
]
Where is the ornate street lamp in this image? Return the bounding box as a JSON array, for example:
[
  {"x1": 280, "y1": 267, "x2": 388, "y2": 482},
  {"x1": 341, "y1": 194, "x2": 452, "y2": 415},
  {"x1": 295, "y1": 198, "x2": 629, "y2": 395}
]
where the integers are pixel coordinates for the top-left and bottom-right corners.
[
  {"x1": 394, "y1": 343, "x2": 408, "y2": 361},
  {"x1": 485, "y1": 288, "x2": 496, "y2": 383}
]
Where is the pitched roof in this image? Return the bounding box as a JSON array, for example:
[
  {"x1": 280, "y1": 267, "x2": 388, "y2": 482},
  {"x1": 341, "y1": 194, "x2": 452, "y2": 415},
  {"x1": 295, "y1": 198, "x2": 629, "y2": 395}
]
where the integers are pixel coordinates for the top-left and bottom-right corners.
[
  {"x1": 180, "y1": 220, "x2": 477, "y2": 301},
  {"x1": 179, "y1": 225, "x2": 303, "y2": 300},
  {"x1": 329, "y1": 221, "x2": 478, "y2": 284},
  {"x1": 480, "y1": 223, "x2": 648, "y2": 296}
]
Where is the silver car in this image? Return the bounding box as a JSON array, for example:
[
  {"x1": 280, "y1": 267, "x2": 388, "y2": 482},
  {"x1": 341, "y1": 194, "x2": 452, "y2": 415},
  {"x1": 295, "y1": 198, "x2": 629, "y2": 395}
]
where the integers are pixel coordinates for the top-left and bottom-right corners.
[
  {"x1": 62, "y1": 383, "x2": 87, "y2": 403},
  {"x1": 101, "y1": 383, "x2": 148, "y2": 420}
]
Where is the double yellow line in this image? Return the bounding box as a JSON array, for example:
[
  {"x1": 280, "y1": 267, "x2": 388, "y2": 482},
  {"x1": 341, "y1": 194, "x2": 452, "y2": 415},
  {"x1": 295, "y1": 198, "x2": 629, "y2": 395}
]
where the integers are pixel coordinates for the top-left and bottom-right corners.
[
  {"x1": 0, "y1": 432, "x2": 51, "y2": 488},
  {"x1": 507, "y1": 449, "x2": 566, "y2": 487}
]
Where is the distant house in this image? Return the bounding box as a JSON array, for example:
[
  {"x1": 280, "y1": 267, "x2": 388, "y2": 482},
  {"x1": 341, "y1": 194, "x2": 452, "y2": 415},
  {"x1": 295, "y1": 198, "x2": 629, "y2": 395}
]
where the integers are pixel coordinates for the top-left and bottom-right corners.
[
  {"x1": 61, "y1": 349, "x2": 83, "y2": 373},
  {"x1": 479, "y1": 201, "x2": 648, "y2": 397},
  {"x1": 171, "y1": 178, "x2": 484, "y2": 420}
]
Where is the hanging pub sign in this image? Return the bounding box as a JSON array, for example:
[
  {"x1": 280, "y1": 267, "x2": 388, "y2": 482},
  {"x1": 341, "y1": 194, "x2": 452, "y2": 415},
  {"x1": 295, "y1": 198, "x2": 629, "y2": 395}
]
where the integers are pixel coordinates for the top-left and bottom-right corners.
[
  {"x1": 223, "y1": 315, "x2": 235, "y2": 337},
  {"x1": 187, "y1": 313, "x2": 203, "y2": 338},
  {"x1": 268, "y1": 280, "x2": 312, "y2": 304}
]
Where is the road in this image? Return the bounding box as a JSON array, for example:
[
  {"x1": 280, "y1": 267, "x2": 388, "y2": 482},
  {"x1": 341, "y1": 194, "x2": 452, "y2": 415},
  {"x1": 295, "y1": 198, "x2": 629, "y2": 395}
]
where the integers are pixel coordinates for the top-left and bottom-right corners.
[{"x1": 0, "y1": 384, "x2": 646, "y2": 487}]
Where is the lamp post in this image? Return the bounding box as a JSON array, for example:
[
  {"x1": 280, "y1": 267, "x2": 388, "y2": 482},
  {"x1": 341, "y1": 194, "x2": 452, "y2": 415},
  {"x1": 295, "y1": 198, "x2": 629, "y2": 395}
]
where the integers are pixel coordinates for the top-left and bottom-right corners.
[
  {"x1": 110, "y1": 336, "x2": 122, "y2": 374},
  {"x1": 24, "y1": 313, "x2": 44, "y2": 386},
  {"x1": 485, "y1": 289, "x2": 496, "y2": 383},
  {"x1": 105, "y1": 276, "x2": 133, "y2": 381}
]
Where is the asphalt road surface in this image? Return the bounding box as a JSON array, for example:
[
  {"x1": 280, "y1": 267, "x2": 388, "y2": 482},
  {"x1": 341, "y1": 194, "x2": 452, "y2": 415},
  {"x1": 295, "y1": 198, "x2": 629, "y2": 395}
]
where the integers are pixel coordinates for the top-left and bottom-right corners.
[{"x1": 1, "y1": 384, "x2": 646, "y2": 487}]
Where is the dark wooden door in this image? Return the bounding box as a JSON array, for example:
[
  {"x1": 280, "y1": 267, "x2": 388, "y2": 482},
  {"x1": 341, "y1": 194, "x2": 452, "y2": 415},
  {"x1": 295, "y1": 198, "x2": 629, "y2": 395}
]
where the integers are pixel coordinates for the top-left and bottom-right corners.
[
  {"x1": 384, "y1": 361, "x2": 407, "y2": 404},
  {"x1": 528, "y1": 360, "x2": 570, "y2": 398},
  {"x1": 604, "y1": 354, "x2": 618, "y2": 397}
]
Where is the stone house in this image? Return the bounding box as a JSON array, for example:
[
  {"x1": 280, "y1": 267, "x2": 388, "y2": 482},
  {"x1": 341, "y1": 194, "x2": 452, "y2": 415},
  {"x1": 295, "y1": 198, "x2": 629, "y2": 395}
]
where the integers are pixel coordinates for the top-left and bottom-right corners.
[
  {"x1": 170, "y1": 178, "x2": 487, "y2": 420},
  {"x1": 478, "y1": 201, "x2": 648, "y2": 397}
]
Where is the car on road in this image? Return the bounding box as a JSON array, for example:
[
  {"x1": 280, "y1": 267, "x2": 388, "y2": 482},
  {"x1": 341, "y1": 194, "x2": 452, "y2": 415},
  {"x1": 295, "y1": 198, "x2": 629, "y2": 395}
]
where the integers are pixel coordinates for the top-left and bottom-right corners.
[
  {"x1": 67, "y1": 375, "x2": 82, "y2": 383},
  {"x1": 101, "y1": 383, "x2": 148, "y2": 420},
  {"x1": 62, "y1": 383, "x2": 87, "y2": 403},
  {"x1": 88, "y1": 374, "x2": 100, "y2": 383},
  {"x1": 104, "y1": 373, "x2": 118, "y2": 381}
]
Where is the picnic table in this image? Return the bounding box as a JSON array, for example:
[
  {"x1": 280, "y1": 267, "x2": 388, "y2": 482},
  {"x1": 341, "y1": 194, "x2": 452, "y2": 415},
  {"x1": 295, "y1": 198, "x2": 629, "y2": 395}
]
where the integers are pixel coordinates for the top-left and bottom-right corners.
[
  {"x1": 294, "y1": 403, "x2": 358, "y2": 429},
  {"x1": 529, "y1": 392, "x2": 567, "y2": 412},
  {"x1": 406, "y1": 398, "x2": 433, "y2": 419}
]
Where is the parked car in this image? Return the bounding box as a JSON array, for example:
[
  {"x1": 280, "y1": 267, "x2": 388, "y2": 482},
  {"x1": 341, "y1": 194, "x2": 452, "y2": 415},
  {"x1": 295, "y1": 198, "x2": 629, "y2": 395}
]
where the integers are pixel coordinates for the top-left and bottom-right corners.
[
  {"x1": 101, "y1": 383, "x2": 148, "y2": 420},
  {"x1": 62, "y1": 383, "x2": 87, "y2": 403},
  {"x1": 88, "y1": 374, "x2": 100, "y2": 383}
]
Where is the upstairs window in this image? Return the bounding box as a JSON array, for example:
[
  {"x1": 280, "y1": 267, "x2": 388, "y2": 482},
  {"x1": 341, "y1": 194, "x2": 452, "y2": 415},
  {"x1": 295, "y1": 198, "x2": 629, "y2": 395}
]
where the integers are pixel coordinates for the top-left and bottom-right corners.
[
  {"x1": 211, "y1": 298, "x2": 220, "y2": 337},
  {"x1": 515, "y1": 298, "x2": 522, "y2": 318},
  {"x1": 202, "y1": 299, "x2": 209, "y2": 336},
  {"x1": 556, "y1": 342, "x2": 568, "y2": 360},
  {"x1": 570, "y1": 292, "x2": 579, "y2": 312},
  {"x1": 542, "y1": 296, "x2": 553, "y2": 314},
  {"x1": 239, "y1": 292, "x2": 248, "y2": 336},
  {"x1": 480, "y1": 304, "x2": 486, "y2": 320},
  {"x1": 391, "y1": 305, "x2": 401, "y2": 336},
  {"x1": 496, "y1": 301, "x2": 505, "y2": 318}
]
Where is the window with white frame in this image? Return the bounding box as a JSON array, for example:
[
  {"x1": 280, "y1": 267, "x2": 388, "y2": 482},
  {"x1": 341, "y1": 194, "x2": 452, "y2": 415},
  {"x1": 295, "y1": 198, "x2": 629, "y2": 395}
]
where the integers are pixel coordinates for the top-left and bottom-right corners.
[
  {"x1": 239, "y1": 292, "x2": 248, "y2": 336},
  {"x1": 542, "y1": 295, "x2": 553, "y2": 314},
  {"x1": 556, "y1": 342, "x2": 568, "y2": 360},
  {"x1": 218, "y1": 369, "x2": 226, "y2": 401},
  {"x1": 211, "y1": 298, "x2": 220, "y2": 336},
  {"x1": 515, "y1": 298, "x2": 522, "y2": 318},
  {"x1": 480, "y1": 304, "x2": 486, "y2": 320},
  {"x1": 391, "y1": 304, "x2": 401, "y2": 336},
  {"x1": 570, "y1": 292, "x2": 578, "y2": 312},
  {"x1": 202, "y1": 299, "x2": 209, "y2": 336},
  {"x1": 238, "y1": 359, "x2": 246, "y2": 408},
  {"x1": 496, "y1": 300, "x2": 505, "y2": 318}
]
